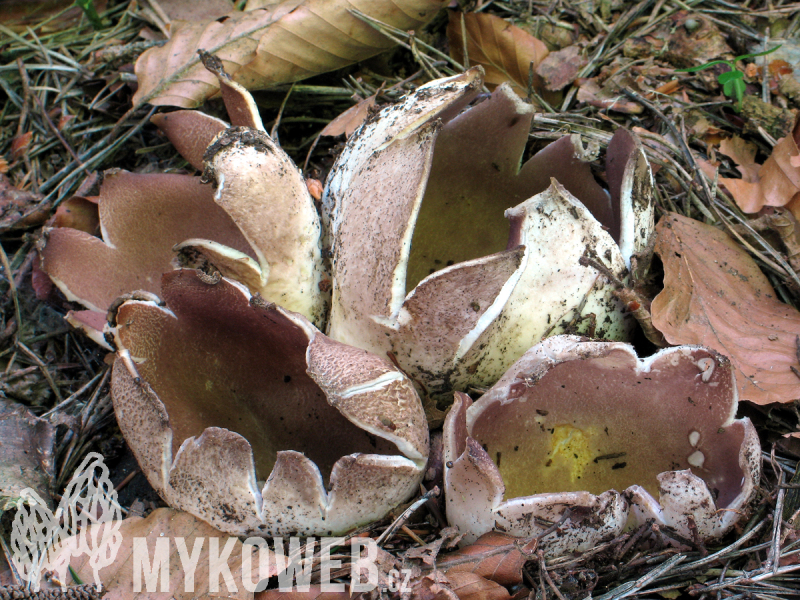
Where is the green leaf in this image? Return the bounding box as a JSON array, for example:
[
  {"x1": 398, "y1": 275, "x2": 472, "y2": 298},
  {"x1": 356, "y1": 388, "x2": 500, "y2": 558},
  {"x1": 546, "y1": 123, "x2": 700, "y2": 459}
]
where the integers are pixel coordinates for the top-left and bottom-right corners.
[
  {"x1": 733, "y1": 79, "x2": 746, "y2": 105},
  {"x1": 675, "y1": 60, "x2": 732, "y2": 73},
  {"x1": 732, "y1": 44, "x2": 783, "y2": 63},
  {"x1": 722, "y1": 79, "x2": 735, "y2": 97},
  {"x1": 718, "y1": 70, "x2": 744, "y2": 84},
  {"x1": 721, "y1": 77, "x2": 746, "y2": 100},
  {"x1": 721, "y1": 77, "x2": 747, "y2": 112},
  {"x1": 72, "y1": 0, "x2": 103, "y2": 29},
  {"x1": 69, "y1": 565, "x2": 84, "y2": 585}
]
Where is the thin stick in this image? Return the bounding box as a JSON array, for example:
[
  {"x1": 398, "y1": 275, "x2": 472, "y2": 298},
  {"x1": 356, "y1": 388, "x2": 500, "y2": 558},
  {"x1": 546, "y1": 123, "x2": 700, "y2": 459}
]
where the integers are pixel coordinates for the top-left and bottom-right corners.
[
  {"x1": 270, "y1": 82, "x2": 295, "y2": 142},
  {"x1": 538, "y1": 550, "x2": 567, "y2": 600},
  {"x1": 0, "y1": 243, "x2": 22, "y2": 346},
  {"x1": 594, "y1": 553, "x2": 686, "y2": 600},
  {"x1": 16, "y1": 341, "x2": 63, "y2": 402},
  {"x1": 41, "y1": 370, "x2": 105, "y2": 417},
  {"x1": 31, "y1": 94, "x2": 91, "y2": 179},
  {"x1": 15, "y1": 58, "x2": 31, "y2": 138},
  {"x1": 376, "y1": 487, "x2": 439, "y2": 547}
]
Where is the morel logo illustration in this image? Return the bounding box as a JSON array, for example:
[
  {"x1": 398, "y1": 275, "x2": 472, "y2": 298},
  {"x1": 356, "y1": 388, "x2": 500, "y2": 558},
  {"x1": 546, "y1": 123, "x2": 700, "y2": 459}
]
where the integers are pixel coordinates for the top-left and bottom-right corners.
[{"x1": 10, "y1": 453, "x2": 122, "y2": 590}]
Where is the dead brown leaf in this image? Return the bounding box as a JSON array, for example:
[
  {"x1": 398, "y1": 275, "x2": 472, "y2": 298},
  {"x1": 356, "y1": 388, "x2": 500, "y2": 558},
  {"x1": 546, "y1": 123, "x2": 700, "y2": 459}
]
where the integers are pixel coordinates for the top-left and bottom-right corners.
[
  {"x1": 535, "y1": 44, "x2": 587, "y2": 91},
  {"x1": 256, "y1": 588, "x2": 353, "y2": 600},
  {"x1": 133, "y1": 0, "x2": 447, "y2": 108},
  {"x1": 403, "y1": 526, "x2": 462, "y2": 566},
  {"x1": 0, "y1": 174, "x2": 49, "y2": 232},
  {"x1": 735, "y1": 207, "x2": 800, "y2": 273},
  {"x1": 779, "y1": 430, "x2": 800, "y2": 457},
  {"x1": 320, "y1": 95, "x2": 376, "y2": 138},
  {"x1": 0, "y1": 0, "x2": 108, "y2": 33},
  {"x1": 701, "y1": 117, "x2": 800, "y2": 215},
  {"x1": 438, "y1": 532, "x2": 535, "y2": 586},
  {"x1": 10, "y1": 132, "x2": 33, "y2": 161},
  {"x1": 0, "y1": 398, "x2": 56, "y2": 509},
  {"x1": 401, "y1": 566, "x2": 512, "y2": 600},
  {"x1": 576, "y1": 78, "x2": 643, "y2": 114},
  {"x1": 447, "y1": 572, "x2": 511, "y2": 600},
  {"x1": 662, "y1": 14, "x2": 732, "y2": 69},
  {"x1": 157, "y1": 0, "x2": 233, "y2": 22},
  {"x1": 447, "y1": 11, "x2": 549, "y2": 97},
  {"x1": 51, "y1": 507, "x2": 275, "y2": 599},
  {"x1": 651, "y1": 213, "x2": 800, "y2": 404},
  {"x1": 410, "y1": 571, "x2": 459, "y2": 600}
]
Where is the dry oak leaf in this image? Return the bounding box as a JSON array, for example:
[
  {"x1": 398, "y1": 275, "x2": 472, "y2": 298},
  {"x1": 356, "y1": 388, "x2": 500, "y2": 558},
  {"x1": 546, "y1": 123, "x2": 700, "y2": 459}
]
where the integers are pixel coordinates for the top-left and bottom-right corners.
[
  {"x1": 395, "y1": 571, "x2": 511, "y2": 600},
  {"x1": 651, "y1": 213, "x2": 800, "y2": 404},
  {"x1": 0, "y1": 174, "x2": 49, "y2": 232},
  {"x1": 700, "y1": 116, "x2": 800, "y2": 216},
  {"x1": 447, "y1": 11, "x2": 549, "y2": 97},
  {"x1": 446, "y1": 572, "x2": 511, "y2": 600},
  {"x1": 133, "y1": 0, "x2": 447, "y2": 108},
  {"x1": 535, "y1": 44, "x2": 587, "y2": 91},
  {"x1": 51, "y1": 507, "x2": 276, "y2": 599},
  {"x1": 437, "y1": 532, "x2": 535, "y2": 586},
  {"x1": 256, "y1": 588, "x2": 355, "y2": 600},
  {"x1": 320, "y1": 95, "x2": 377, "y2": 138}
]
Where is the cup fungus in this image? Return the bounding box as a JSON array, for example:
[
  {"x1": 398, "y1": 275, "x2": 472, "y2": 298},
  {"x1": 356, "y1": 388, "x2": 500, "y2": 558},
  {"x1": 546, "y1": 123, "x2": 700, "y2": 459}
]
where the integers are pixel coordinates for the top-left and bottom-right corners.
[
  {"x1": 39, "y1": 57, "x2": 327, "y2": 329},
  {"x1": 109, "y1": 269, "x2": 428, "y2": 536},
  {"x1": 322, "y1": 68, "x2": 655, "y2": 394},
  {"x1": 41, "y1": 65, "x2": 656, "y2": 398},
  {"x1": 443, "y1": 335, "x2": 760, "y2": 556},
  {"x1": 36, "y1": 63, "x2": 751, "y2": 545}
]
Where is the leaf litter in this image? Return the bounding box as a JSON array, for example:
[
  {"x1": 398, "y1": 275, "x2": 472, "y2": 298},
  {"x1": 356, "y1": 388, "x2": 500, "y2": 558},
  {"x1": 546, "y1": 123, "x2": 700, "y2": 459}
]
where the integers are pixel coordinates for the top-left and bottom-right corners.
[
  {"x1": 1, "y1": 0, "x2": 800, "y2": 599},
  {"x1": 652, "y1": 212, "x2": 800, "y2": 405}
]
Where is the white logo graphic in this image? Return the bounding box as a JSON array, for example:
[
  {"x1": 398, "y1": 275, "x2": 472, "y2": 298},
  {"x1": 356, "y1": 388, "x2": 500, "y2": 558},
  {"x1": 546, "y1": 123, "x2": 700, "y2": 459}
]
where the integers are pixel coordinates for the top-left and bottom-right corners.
[
  {"x1": 10, "y1": 452, "x2": 123, "y2": 590},
  {"x1": 9, "y1": 453, "x2": 405, "y2": 594}
]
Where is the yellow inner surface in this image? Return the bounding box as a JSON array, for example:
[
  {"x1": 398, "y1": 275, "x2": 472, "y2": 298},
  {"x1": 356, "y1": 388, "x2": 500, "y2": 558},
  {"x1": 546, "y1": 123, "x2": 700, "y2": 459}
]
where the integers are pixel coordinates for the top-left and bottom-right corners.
[{"x1": 490, "y1": 422, "x2": 658, "y2": 501}]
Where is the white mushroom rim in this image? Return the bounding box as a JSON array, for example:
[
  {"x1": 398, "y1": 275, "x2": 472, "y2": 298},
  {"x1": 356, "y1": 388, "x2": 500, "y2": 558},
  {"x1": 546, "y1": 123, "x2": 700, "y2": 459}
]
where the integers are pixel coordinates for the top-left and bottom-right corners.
[
  {"x1": 443, "y1": 336, "x2": 760, "y2": 555},
  {"x1": 322, "y1": 67, "x2": 655, "y2": 395},
  {"x1": 108, "y1": 270, "x2": 428, "y2": 537}
]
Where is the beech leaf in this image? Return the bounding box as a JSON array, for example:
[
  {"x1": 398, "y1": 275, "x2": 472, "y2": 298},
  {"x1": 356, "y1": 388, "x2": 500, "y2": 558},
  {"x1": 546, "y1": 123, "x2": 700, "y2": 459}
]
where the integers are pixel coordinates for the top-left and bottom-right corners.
[
  {"x1": 50, "y1": 507, "x2": 275, "y2": 599},
  {"x1": 651, "y1": 213, "x2": 800, "y2": 404},
  {"x1": 446, "y1": 12, "x2": 549, "y2": 96},
  {"x1": 446, "y1": 572, "x2": 512, "y2": 600},
  {"x1": 320, "y1": 95, "x2": 376, "y2": 138},
  {"x1": 699, "y1": 116, "x2": 800, "y2": 215},
  {"x1": 0, "y1": 173, "x2": 49, "y2": 232},
  {"x1": 256, "y1": 588, "x2": 351, "y2": 600},
  {"x1": 437, "y1": 532, "x2": 535, "y2": 586},
  {"x1": 133, "y1": 0, "x2": 448, "y2": 108}
]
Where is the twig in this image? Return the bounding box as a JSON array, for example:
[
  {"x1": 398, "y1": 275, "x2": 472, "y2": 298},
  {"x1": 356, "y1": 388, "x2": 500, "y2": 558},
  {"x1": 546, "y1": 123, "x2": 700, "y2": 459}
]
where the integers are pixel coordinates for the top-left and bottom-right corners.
[
  {"x1": 766, "y1": 469, "x2": 785, "y2": 574},
  {"x1": 15, "y1": 58, "x2": 31, "y2": 139},
  {"x1": 376, "y1": 487, "x2": 439, "y2": 546},
  {"x1": 538, "y1": 550, "x2": 567, "y2": 600},
  {"x1": 31, "y1": 94, "x2": 89, "y2": 178},
  {"x1": 41, "y1": 370, "x2": 105, "y2": 418},
  {"x1": 16, "y1": 341, "x2": 63, "y2": 402},
  {"x1": 270, "y1": 82, "x2": 295, "y2": 142},
  {"x1": 619, "y1": 86, "x2": 716, "y2": 207},
  {"x1": 0, "y1": 242, "x2": 22, "y2": 345},
  {"x1": 594, "y1": 553, "x2": 686, "y2": 600},
  {"x1": 672, "y1": 519, "x2": 767, "y2": 574}
]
